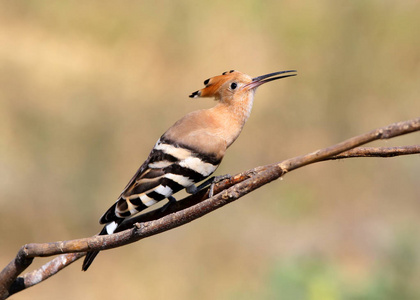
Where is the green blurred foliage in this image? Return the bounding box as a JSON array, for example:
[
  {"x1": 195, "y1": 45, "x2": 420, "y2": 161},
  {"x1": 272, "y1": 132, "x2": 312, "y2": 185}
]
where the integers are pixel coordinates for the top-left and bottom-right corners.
[
  {"x1": 232, "y1": 234, "x2": 420, "y2": 300},
  {"x1": 0, "y1": 1, "x2": 419, "y2": 299}
]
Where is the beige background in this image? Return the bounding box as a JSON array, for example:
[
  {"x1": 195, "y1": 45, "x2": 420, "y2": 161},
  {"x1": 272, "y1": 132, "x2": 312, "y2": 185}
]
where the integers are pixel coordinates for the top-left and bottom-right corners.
[{"x1": 1, "y1": 1, "x2": 419, "y2": 299}]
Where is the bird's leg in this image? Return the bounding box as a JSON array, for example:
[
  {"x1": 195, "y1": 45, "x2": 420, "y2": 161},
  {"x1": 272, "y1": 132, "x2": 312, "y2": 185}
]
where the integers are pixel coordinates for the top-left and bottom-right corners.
[
  {"x1": 208, "y1": 174, "x2": 231, "y2": 197},
  {"x1": 160, "y1": 196, "x2": 177, "y2": 212},
  {"x1": 186, "y1": 174, "x2": 232, "y2": 197}
]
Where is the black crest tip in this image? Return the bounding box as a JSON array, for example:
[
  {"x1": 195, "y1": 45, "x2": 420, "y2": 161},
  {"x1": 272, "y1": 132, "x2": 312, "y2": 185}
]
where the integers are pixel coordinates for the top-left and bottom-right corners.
[{"x1": 189, "y1": 90, "x2": 200, "y2": 98}]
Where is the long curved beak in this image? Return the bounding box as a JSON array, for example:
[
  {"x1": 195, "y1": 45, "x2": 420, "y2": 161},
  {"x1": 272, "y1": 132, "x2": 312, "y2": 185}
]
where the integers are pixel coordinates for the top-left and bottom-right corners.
[{"x1": 245, "y1": 70, "x2": 297, "y2": 90}]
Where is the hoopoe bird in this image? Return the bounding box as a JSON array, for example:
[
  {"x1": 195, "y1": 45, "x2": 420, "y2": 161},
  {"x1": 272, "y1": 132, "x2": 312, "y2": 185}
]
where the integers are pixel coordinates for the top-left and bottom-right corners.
[{"x1": 82, "y1": 69, "x2": 297, "y2": 271}]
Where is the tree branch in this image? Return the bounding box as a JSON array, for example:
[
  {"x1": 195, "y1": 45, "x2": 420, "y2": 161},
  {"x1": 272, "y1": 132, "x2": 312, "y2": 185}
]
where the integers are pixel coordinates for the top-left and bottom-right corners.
[
  {"x1": 1, "y1": 117, "x2": 419, "y2": 299},
  {"x1": 329, "y1": 145, "x2": 420, "y2": 159}
]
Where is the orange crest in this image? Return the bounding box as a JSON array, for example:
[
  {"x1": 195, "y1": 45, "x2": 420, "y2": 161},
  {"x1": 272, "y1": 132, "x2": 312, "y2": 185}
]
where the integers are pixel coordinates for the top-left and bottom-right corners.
[
  {"x1": 189, "y1": 70, "x2": 241, "y2": 99},
  {"x1": 189, "y1": 69, "x2": 297, "y2": 99}
]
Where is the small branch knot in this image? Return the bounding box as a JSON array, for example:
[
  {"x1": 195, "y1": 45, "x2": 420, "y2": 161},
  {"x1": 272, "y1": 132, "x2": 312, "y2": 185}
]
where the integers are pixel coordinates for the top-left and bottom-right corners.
[
  {"x1": 221, "y1": 192, "x2": 230, "y2": 200},
  {"x1": 376, "y1": 129, "x2": 384, "y2": 139}
]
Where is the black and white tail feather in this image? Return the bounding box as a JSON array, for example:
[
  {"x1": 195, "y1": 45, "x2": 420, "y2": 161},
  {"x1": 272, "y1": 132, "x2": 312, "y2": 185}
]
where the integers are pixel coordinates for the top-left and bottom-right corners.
[{"x1": 82, "y1": 137, "x2": 221, "y2": 271}]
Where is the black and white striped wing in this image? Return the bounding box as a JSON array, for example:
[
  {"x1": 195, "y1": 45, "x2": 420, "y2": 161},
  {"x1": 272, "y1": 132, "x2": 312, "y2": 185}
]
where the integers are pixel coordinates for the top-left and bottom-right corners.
[{"x1": 99, "y1": 138, "x2": 221, "y2": 225}]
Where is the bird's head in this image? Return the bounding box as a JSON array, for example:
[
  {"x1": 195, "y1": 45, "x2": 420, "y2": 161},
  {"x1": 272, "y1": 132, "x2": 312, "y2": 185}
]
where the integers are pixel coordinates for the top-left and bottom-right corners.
[{"x1": 189, "y1": 70, "x2": 297, "y2": 103}]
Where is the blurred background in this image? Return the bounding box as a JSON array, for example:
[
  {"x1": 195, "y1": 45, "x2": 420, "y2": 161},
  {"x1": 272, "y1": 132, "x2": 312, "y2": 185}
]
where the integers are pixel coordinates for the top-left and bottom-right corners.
[{"x1": 1, "y1": 1, "x2": 419, "y2": 299}]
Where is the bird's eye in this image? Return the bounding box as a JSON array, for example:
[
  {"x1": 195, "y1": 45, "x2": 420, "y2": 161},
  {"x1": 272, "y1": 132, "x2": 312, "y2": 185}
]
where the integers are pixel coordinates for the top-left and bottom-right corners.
[{"x1": 230, "y1": 82, "x2": 237, "y2": 90}]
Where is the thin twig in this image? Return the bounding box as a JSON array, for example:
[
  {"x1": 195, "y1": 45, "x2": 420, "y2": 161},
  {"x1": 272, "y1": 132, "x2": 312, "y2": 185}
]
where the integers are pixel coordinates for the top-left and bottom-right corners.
[
  {"x1": 7, "y1": 253, "x2": 84, "y2": 297},
  {"x1": 330, "y1": 145, "x2": 420, "y2": 159}
]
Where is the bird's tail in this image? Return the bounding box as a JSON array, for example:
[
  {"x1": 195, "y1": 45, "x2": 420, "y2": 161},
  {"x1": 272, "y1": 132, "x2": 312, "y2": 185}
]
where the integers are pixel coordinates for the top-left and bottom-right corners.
[{"x1": 82, "y1": 220, "x2": 120, "y2": 271}]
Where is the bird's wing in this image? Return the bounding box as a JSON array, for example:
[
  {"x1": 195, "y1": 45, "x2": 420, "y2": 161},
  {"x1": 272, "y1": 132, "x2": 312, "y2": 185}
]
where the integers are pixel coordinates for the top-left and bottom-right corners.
[{"x1": 99, "y1": 132, "x2": 224, "y2": 224}]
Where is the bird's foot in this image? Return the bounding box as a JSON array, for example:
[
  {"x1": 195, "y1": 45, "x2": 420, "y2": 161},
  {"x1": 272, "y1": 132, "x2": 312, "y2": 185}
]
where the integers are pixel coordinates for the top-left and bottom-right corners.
[{"x1": 186, "y1": 174, "x2": 232, "y2": 197}]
